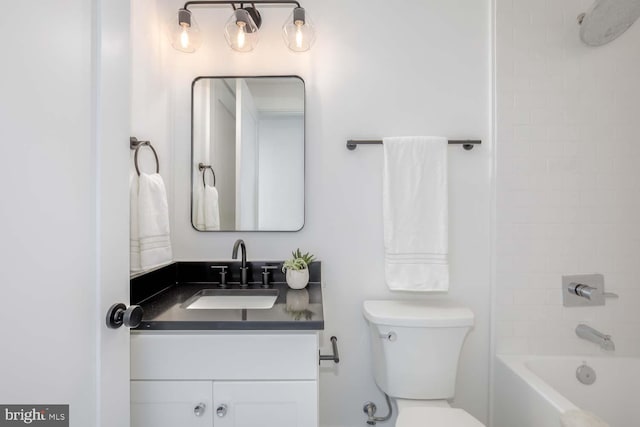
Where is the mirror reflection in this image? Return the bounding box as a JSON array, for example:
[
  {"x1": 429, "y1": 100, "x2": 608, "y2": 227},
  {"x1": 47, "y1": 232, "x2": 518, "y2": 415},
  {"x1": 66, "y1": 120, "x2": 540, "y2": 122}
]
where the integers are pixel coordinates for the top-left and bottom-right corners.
[{"x1": 191, "y1": 76, "x2": 305, "y2": 231}]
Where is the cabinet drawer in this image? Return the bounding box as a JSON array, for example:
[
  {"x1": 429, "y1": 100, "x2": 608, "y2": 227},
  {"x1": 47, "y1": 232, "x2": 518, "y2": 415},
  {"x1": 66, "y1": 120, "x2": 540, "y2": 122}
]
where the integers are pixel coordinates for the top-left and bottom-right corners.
[{"x1": 131, "y1": 332, "x2": 318, "y2": 380}]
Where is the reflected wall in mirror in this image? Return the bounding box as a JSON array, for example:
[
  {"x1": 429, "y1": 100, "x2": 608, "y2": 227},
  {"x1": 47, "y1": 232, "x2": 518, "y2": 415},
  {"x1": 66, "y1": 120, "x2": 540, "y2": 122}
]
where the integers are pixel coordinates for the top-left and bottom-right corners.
[{"x1": 191, "y1": 76, "x2": 305, "y2": 232}]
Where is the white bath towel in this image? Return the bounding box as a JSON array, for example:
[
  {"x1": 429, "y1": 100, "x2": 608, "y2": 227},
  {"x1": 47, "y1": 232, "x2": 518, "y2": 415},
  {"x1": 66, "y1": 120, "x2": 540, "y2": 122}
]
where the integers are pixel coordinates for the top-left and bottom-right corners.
[
  {"x1": 383, "y1": 136, "x2": 449, "y2": 291},
  {"x1": 137, "y1": 172, "x2": 172, "y2": 270},
  {"x1": 195, "y1": 185, "x2": 220, "y2": 231},
  {"x1": 560, "y1": 410, "x2": 610, "y2": 427},
  {"x1": 129, "y1": 174, "x2": 141, "y2": 273}
]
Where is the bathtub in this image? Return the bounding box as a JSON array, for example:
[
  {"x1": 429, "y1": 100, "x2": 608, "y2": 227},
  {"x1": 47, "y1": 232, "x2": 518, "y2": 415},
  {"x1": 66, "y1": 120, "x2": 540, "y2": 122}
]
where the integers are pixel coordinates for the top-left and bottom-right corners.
[{"x1": 493, "y1": 355, "x2": 640, "y2": 427}]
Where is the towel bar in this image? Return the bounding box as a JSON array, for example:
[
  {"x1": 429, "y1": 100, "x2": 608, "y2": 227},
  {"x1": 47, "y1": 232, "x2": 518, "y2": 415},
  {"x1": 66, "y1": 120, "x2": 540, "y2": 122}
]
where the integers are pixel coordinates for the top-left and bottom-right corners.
[
  {"x1": 346, "y1": 139, "x2": 481, "y2": 151},
  {"x1": 319, "y1": 336, "x2": 340, "y2": 364},
  {"x1": 130, "y1": 137, "x2": 159, "y2": 176}
]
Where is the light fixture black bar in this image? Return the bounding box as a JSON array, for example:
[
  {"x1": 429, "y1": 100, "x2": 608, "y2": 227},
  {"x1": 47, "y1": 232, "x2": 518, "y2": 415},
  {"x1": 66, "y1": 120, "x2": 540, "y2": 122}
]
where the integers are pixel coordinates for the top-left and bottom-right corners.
[
  {"x1": 346, "y1": 139, "x2": 482, "y2": 151},
  {"x1": 184, "y1": 0, "x2": 301, "y2": 10}
]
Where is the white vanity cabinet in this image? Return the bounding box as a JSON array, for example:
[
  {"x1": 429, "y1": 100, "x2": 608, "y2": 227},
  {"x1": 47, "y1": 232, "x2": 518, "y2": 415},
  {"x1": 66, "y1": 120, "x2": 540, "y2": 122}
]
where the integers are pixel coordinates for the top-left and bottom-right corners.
[{"x1": 130, "y1": 332, "x2": 319, "y2": 427}]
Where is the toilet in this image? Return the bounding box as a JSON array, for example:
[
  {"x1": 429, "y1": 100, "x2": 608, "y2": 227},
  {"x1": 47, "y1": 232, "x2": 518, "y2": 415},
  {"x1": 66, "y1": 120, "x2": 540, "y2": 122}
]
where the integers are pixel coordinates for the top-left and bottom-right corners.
[{"x1": 362, "y1": 300, "x2": 484, "y2": 427}]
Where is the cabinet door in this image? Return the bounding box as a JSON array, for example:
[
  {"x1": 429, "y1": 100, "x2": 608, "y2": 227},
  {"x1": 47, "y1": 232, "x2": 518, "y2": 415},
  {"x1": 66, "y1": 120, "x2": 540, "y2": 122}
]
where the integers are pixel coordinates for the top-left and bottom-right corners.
[
  {"x1": 213, "y1": 381, "x2": 318, "y2": 427},
  {"x1": 131, "y1": 381, "x2": 213, "y2": 427}
]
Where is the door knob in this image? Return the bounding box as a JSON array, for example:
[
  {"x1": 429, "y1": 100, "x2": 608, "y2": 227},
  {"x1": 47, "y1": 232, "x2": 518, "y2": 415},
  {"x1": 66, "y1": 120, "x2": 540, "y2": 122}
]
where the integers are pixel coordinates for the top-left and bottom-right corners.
[
  {"x1": 216, "y1": 404, "x2": 228, "y2": 417},
  {"x1": 106, "y1": 303, "x2": 144, "y2": 329},
  {"x1": 194, "y1": 403, "x2": 206, "y2": 417}
]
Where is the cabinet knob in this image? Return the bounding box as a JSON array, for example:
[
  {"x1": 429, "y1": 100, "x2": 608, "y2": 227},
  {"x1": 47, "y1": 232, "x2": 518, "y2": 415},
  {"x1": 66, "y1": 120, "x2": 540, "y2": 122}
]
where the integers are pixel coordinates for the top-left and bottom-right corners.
[
  {"x1": 216, "y1": 404, "x2": 228, "y2": 417},
  {"x1": 194, "y1": 403, "x2": 206, "y2": 417}
]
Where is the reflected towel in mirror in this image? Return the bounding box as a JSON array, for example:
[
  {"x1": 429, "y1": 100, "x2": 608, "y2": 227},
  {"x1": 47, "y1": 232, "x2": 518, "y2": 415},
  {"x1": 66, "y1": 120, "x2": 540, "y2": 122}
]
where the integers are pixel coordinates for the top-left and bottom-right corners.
[{"x1": 195, "y1": 185, "x2": 220, "y2": 231}]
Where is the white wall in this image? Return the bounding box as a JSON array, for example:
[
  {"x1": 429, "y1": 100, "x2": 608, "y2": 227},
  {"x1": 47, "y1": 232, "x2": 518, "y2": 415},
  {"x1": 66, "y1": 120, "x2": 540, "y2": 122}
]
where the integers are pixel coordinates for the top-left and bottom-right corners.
[
  {"x1": 133, "y1": 0, "x2": 492, "y2": 425},
  {"x1": 495, "y1": 0, "x2": 640, "y2": 356},
  {"x1": 130, "y1": 0, "x2": 173, "y2": 221}
]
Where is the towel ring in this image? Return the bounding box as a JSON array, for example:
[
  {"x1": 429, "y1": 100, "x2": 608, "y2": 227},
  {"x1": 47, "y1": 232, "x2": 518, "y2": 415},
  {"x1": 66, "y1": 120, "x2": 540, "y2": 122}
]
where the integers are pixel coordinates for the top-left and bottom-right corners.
[
  {"x1": 198, "y1": 163, "x2": 216, "y2": 187},
  {"x1": 133, "y1": 141, "x2": 159, "y2": 176}
]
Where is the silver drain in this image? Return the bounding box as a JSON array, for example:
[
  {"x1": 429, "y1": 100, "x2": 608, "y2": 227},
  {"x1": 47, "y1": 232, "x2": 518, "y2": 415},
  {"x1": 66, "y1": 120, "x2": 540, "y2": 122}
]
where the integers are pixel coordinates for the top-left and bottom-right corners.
[{"x1": 576, "y1": 362, "x2": 596, "y2": 385}]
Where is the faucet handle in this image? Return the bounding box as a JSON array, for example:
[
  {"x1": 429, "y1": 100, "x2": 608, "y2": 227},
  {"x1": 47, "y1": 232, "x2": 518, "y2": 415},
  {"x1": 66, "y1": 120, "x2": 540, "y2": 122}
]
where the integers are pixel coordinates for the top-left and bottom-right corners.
[
  {"x1": 210, "y1": 265, "x2": 228, "y2": 288},
  {"x1": 261, "y1": 265, "x2": 278, "y2": 288},
  {"x1": 568, "y1": 282, "x2": 598, "y2": 300}
]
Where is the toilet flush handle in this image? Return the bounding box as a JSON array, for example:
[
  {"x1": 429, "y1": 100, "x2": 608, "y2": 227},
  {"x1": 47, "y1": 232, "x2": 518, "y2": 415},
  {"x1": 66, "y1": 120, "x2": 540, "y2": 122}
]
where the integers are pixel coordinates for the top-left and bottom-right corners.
[{"x1": 379, "y1": 331, "x2": 397, "y2": 341}]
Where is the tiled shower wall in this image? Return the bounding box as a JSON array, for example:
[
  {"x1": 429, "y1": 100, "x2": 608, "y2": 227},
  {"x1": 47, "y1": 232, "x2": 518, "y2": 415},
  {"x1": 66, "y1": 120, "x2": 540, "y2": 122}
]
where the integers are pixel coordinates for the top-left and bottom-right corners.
[{"x1": 496, "y1": 0, "x2": 640, "y2": 355}]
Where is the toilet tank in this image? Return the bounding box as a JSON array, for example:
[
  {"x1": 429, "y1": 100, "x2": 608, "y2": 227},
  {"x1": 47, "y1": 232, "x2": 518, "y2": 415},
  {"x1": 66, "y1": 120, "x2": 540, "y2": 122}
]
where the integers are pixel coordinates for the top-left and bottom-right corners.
[{"x1": 363, "y1": 300, "x2": 474, "y2": 400}]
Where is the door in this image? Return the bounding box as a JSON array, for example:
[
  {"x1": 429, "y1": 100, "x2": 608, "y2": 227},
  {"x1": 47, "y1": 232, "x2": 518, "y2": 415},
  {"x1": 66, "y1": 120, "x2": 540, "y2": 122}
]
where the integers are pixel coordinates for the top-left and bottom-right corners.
[
  {"x1": 97, "y1": 1, "x2": 133, "y2": 426},
  {"x1": 0, "y1": 1, "x2": 131, "y2": 426},
  {"x1": 213, "y1": 381, "x2": 318, "y2": 427}
]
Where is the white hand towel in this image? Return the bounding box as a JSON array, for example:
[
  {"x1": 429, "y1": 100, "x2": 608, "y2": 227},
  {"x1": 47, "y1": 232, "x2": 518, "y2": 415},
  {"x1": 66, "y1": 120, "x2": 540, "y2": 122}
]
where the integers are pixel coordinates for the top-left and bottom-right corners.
[
  {"x1": 560, "y1": 410, "x2": 609, "y2": 427},
  {"x1": 138, "y1": 172, "x2": 172, "y2": 270},
  {"x1": 194, "y1": 185, "x2": 220, "y2": 231},
  {"x1": 202, "y1": 185, "x2": 220, "y2": 231},
  {"x1": 383, "y1": 136, "x2": 449, "y2": 291},
  {"x1": 129, "y1": 174, "x2": 141, "y2": 273}
]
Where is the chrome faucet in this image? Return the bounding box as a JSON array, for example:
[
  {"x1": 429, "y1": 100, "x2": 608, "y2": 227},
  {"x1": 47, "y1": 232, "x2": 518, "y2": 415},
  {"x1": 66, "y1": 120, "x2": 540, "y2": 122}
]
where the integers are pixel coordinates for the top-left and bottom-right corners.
[
  {"x1": 575, "y1": 324, "x2": 615, "y2": 351},
  {"x1": 232, "y1": 239, "x2": 249, "y2": 288}
]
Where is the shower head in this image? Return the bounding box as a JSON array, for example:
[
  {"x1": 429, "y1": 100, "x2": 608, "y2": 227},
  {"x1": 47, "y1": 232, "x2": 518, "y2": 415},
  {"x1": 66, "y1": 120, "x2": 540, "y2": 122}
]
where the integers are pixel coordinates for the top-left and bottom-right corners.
[{"x1": 578, "y1": 0, "x2": 640, "y2": 46}]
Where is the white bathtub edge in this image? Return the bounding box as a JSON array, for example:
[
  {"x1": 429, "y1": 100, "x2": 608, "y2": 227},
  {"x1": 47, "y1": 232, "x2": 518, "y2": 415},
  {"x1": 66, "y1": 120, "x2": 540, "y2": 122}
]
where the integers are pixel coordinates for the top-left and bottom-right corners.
[{"x1": 496, "y1": 354, "x2": 578, "y2": 414}]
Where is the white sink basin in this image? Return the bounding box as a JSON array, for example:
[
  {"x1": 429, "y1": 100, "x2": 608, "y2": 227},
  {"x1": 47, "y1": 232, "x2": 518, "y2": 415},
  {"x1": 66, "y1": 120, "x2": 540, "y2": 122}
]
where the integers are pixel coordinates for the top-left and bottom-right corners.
[{"x1": 182, "y1": 289, "x2": 279, "y2": 310}]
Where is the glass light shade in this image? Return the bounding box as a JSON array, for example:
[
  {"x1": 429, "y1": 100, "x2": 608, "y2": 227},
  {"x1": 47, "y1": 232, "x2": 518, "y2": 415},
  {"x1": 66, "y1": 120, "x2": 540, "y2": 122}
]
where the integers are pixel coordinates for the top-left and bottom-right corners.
[
  {"x1": 170, "y1": 9, "x2": 202, "y2": 53},
  {"x1": 224, "y1": 9, "x2": 259, "y2": 52},
  {"x1": 282, "y1": 7, "x2": 315, "y2": 52}
]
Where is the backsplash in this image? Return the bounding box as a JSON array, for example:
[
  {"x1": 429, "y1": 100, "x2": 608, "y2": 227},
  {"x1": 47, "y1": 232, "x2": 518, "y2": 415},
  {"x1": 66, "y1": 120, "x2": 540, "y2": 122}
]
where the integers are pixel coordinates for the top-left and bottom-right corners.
[{"x1": 131, "y1": 261, "x2": 322, "y2": 305}]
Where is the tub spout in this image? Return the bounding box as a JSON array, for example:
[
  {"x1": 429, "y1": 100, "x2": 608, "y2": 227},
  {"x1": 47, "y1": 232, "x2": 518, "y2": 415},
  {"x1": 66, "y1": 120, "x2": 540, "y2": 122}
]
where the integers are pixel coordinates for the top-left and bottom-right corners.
[{"x1": 575, "y1": 324, "x2": 615, "y2": 351}]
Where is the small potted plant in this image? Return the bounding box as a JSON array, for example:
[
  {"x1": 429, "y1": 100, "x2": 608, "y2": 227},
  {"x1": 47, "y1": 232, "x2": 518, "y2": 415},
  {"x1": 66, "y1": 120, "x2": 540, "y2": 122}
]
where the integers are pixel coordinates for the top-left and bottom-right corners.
[{"x1": 282, "y1": 249, "x2": 315, "y2": 289}]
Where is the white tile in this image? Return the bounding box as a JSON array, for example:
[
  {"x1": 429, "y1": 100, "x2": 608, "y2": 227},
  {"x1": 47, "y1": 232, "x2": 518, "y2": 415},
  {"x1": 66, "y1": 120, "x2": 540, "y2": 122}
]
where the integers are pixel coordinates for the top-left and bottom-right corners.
[
  {"x1": 496, "y1": 338, "x2": 530, "y2": 355},
  {"x1": 513, "y1": 289, "x2": 548, "y2": 305}
]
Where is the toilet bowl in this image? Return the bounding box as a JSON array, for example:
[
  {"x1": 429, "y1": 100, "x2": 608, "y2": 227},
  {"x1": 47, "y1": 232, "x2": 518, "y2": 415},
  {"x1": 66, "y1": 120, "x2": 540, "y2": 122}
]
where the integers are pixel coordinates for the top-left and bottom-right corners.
[{"x1": 363, "y1": 300, "x2": 485, "y2": 427}]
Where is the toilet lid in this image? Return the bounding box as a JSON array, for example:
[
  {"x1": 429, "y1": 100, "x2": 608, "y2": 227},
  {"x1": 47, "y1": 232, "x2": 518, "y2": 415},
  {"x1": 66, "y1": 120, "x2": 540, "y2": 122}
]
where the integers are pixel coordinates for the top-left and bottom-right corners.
[{"x1": 396, "y1": 407, "x2": 484, "y2": 427}]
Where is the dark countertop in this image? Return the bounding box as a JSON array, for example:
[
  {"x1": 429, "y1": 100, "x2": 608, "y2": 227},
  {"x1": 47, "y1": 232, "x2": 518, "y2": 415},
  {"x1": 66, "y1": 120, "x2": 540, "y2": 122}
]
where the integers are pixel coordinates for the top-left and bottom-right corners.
[{"x1": 131, "y1": 262, "x2": 324, "y2": 331}]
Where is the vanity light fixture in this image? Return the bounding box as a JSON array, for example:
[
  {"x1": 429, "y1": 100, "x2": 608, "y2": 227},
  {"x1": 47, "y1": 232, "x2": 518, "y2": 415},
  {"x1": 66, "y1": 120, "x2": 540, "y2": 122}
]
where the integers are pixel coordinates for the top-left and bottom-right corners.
[
  {"x1": 282, "y1": 6, "x2": 314, "y2": 51},
  {"x1": 171, "y1": 1, "x2": 315, "y2": 53},
  {"x1": 224, "y1": 7, "x2": 260, "y2": 52},
  {"x1": 171, "y1": 8, "x2": 203, "y2": 53}
]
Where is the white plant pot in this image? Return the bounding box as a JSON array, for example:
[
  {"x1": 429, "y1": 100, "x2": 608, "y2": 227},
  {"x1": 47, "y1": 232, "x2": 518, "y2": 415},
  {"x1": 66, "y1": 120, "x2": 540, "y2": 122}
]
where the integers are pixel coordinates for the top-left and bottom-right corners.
[{"x1": 286, "y1": 269, "x2": 309, "y2": 289}]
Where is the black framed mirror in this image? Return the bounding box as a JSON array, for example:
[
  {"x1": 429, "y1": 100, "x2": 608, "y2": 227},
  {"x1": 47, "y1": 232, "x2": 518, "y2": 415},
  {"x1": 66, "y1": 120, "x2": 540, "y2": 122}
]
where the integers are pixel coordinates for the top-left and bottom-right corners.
[{"x1": 191, "y1": 76, "x2": 305, "y2": 232}]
